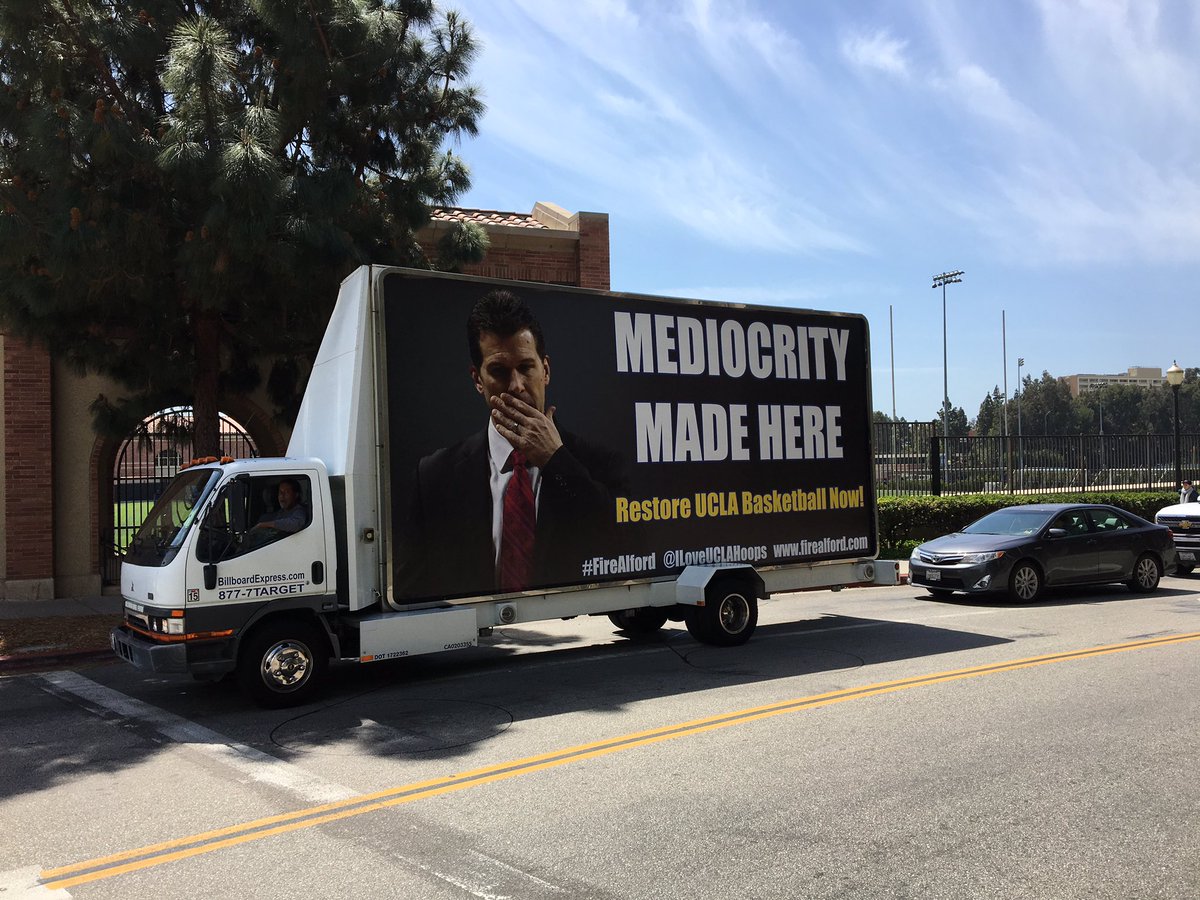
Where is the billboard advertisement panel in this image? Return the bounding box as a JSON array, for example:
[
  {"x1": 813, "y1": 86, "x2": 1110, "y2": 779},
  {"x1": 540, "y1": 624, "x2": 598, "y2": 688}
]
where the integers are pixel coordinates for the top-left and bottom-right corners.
[{"x1": 383, "y1": 271, "x2": 876, "y2": 604}]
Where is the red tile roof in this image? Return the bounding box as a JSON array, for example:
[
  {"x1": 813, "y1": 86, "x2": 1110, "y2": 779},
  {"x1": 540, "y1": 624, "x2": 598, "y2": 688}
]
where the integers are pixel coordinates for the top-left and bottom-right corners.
[{"x1": 428, "y1": 208, "x2": 548, "y2": 229}]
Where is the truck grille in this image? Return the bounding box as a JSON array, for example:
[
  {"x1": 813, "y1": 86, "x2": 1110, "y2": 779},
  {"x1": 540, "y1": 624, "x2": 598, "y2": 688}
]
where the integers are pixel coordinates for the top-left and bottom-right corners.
[{"x1": 112, "y1": 632, "x2": 135, "y2": 663}]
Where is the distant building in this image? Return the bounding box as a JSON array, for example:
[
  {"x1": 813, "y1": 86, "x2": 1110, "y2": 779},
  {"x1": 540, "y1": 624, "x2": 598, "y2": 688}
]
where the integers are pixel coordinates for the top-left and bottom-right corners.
[{"x1": 1064, "y1": 367, "x2": 1165, "y2": 397}]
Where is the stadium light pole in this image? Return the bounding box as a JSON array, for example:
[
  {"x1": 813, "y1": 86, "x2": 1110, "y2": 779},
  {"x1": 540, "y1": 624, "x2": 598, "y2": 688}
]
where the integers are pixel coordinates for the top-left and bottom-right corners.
[
  {"x1": 931, "y1": 270, "x2": 963, "y2": 441},
  {"x1": 1017, "y1": 357, "x2": 1025, "y2": 489},
  {"x1": 1168, "y1": 361, "x2": 1184, "y2": 490}
]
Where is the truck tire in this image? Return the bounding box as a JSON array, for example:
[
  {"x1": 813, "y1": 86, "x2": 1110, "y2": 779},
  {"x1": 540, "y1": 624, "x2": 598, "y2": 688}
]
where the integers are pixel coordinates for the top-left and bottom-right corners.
[
  {"x1": 1175, "y1": 563, "x2": 1193, "y2": 576},
  {"x1": 685, "y1": 578, "x2": 758, "y2": 646},
  {"x1": 237, "y1": 619, "x2": 328, "y2": 708},
  {"x1": 608, "y1": 608, "x2": 669, "y2": 634}
]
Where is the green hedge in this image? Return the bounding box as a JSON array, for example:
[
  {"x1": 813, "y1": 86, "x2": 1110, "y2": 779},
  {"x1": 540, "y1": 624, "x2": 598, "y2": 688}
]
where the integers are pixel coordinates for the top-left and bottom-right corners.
[{"x1": 877, "y1": 491, "x2": 1176, "y2": 558}]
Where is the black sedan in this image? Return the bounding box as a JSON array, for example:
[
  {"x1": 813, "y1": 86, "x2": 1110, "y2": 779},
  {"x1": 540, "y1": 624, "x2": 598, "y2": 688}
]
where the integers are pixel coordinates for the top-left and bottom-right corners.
[{"x1": 909, "y1": 503, "x2": 1177, "y2": 602}]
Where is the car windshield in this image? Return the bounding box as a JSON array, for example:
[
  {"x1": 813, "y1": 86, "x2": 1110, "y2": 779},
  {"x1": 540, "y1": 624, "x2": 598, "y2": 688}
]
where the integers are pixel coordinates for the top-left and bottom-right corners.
[
  {"x1": 124, "y1": 469, "x2": 221, "y2": 567},
  {"x1": 962, "y1": 509, "x2": 1052, "y2": 536}
]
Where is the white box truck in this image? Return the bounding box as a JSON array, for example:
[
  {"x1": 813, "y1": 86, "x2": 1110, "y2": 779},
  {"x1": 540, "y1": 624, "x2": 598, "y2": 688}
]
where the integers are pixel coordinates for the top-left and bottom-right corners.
[{"x1": 111, "y1": 266, "x2": 897, "y2": 705}]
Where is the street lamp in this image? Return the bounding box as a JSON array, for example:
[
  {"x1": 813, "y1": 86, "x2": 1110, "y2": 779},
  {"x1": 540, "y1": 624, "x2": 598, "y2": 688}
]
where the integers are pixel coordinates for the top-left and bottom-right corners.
[
  {"x1": 931, "y1": 270, "x2": 964, "y2": 441},
  {"x1": 1167, "y1": 361, "x2": 1184, "y2": 490}
]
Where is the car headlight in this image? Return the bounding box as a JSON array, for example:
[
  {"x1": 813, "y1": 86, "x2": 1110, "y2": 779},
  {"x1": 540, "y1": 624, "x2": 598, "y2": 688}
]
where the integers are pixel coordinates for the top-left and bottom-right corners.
[{"x1": 961, "y1": 551, "x2": 1005, "y2": 565}]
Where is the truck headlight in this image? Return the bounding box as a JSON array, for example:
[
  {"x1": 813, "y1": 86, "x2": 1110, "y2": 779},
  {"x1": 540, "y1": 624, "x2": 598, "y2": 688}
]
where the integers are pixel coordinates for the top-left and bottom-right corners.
[{"x1": 148, "y1": 613, "x2": 186, "y2": 635}]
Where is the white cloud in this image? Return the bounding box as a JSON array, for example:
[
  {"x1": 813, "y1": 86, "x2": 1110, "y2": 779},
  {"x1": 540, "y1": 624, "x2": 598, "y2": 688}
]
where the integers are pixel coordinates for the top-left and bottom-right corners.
[
  {"x1": 683, "y1": 0, "x2": 813, "y2": 89},
  {"x1": 841, "y1": 29, "x2": 911, "y2": 78}
]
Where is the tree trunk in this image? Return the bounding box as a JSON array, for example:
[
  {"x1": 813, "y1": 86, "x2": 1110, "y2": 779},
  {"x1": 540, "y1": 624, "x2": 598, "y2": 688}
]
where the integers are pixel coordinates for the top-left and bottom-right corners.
[{"x1": 192, "y1": 309, "x2": 222, "y2": 456}]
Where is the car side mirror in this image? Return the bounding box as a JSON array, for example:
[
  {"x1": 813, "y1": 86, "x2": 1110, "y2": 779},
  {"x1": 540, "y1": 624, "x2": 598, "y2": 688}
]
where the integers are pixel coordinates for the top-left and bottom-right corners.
[{"x1": 1047, "y1": 528, "x2": 1068, "y2": 539}]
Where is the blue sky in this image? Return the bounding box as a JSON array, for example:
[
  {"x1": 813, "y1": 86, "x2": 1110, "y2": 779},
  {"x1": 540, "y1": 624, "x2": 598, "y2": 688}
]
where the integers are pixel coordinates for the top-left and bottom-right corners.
[{"x1": 447, "y1": 0, "x2": 1200, "y2": 423}]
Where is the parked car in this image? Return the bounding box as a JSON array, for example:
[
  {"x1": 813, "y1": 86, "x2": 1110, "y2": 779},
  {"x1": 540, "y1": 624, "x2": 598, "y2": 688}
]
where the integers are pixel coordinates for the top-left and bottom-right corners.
[{"x1": 909, "y1": 503, "x2": 1176, "y2": 602}]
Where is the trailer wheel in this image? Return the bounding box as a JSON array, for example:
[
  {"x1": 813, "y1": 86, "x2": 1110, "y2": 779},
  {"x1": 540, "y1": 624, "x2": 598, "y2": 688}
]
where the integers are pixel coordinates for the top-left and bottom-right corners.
[
  {"x1": 608, "y1": 608, "x2": 669, "y2": 634},
  {"x1": 237, "y1": 619, "x2": 328, "y2": 708},
  {"x1": 685, "y1": 578, "x2": 758, "y2": 646}
]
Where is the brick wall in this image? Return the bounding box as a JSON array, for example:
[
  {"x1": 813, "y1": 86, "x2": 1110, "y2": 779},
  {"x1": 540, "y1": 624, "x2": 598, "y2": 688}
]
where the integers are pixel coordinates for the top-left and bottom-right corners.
[
  {"x1": 574, "y1": 212, "x2": 610, "y2": 290},
  {"x1": 418, "y1": 205, "x2": 611, "y2": 290},
  {"x1": 452, "y1": 245, "x2": 580, "y2": 286},
  {"x1": 4, "y1": 337, "x2": 54, "y2": 586}
]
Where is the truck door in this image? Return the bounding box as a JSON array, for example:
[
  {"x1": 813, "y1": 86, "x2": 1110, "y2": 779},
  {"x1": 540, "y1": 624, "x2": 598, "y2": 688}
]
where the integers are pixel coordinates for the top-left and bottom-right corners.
[{"x1": 189, "y1": 471, "x2": 330, "y2": 610}]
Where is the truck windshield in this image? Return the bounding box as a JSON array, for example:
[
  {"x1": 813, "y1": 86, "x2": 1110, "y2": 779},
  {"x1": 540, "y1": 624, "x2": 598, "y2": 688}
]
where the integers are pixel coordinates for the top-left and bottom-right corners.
[{"x1": 124, "y1": 469, "x2": 220, "y2": 567}]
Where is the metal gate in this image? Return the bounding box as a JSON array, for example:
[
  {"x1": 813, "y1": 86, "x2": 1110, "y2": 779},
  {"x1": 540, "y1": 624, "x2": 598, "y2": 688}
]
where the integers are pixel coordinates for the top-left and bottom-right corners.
[{"x1": 104, "y1": 407, "x2": 258, "y2": 584}]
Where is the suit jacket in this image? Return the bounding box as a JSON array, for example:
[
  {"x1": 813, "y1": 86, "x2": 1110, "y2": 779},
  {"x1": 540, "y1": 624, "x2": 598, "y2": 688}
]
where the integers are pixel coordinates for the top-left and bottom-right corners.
[{"x1": 394, "y1": 427, "x2": 630, "y2": 601}]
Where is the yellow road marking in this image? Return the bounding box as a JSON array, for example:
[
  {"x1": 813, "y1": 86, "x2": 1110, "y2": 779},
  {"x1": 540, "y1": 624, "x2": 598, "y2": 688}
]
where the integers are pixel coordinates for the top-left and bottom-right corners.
[{"x1": 41, "y1": 630, "x2": 1200, "y2": 890}]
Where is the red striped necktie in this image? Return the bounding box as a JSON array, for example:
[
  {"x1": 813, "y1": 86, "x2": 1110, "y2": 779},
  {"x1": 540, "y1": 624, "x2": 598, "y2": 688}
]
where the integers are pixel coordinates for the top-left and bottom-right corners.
[{"x1": 498, "y1": 450, "x2": 535, "y2": 591}]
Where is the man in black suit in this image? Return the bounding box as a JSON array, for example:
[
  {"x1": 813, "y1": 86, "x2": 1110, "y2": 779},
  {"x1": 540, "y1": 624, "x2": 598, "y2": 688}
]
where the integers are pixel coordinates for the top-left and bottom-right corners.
[{"x1": 395, "y1": 289, "x2": 628, "y2": 601}]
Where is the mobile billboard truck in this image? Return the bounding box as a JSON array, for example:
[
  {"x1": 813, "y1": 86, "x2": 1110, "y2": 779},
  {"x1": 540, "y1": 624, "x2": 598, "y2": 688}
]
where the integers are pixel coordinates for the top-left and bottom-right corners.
[{"x1": 112, "y1": 266, "x2": 897, "y2": 706}]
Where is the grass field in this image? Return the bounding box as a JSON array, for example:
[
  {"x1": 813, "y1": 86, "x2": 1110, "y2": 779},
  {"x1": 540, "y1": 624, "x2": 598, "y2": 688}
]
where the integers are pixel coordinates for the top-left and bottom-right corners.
[{"x1": 113, "y1": 501, "x2": 154, "y2": 551}]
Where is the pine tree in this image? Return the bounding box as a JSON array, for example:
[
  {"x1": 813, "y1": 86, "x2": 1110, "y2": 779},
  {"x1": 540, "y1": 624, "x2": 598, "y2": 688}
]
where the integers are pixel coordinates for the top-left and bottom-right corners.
[{"x1": 0, "y1": 0, "x2": 485, "y2": 452}]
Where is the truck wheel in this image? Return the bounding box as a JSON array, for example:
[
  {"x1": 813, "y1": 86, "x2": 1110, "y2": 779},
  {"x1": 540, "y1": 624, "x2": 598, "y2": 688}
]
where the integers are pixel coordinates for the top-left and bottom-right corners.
[
  {"x1": 685, "y1": 579, "x2": 758, "y2": 646},
  {"x1": 237, "y1": 619, "x2": 328, "y2": 708},
  {"x1": 1127, "y1": 554, "x2": 1161, "y2": 593},
  {"x1": 1175, "y1": 563, "x2": 1193, "y2": 576},
  {"x1": 608, "y1": 608, "x2": 669, "y2": 634}
]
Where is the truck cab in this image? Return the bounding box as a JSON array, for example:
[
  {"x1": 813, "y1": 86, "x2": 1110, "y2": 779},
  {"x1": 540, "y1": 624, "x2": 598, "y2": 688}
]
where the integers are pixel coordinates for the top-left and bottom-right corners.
[{"x1": 113, "y1": 457, "x2": 342, "y2": 704}]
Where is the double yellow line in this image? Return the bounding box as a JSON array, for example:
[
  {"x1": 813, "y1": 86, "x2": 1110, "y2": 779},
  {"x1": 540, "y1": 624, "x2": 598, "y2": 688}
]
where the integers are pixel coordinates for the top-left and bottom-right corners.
[{"x1": 42, "y1": 630, "x2": 1200, "y2": 890}]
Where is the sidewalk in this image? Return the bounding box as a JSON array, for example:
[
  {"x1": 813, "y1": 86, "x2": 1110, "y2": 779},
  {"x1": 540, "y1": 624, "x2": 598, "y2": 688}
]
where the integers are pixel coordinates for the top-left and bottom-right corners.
[{"x1": 0, "y1": 594, "x2": 124, "y2": 673}]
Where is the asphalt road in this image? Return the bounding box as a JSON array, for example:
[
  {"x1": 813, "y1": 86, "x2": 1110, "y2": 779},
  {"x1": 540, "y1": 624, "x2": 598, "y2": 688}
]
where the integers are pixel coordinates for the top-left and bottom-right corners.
[{"x1": 2, "y1": 576, "x2": 1198, "y2": 899}]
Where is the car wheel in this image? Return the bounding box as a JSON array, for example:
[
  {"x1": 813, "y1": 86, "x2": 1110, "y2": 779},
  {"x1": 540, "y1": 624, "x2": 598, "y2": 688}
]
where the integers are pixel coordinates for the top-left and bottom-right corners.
[
  {"x1": 237, "y1": 619, "x2": 328, "y2": 708},
  {"x1": 1127, "y1": 554, "x2": 1162, "y2": 593},
  {"x1": 1008, "y1": 561, "x2": 1042, "y2": 603},
  {"x1": 608, "y1": 608, "x2": 669, "y2": 634},
  {"x1": 925, "y1": 588, "x2": 955, "y2": 598},
  {"x1": 1175, "y1": 563, "x2": 1193, "y2": 576}
]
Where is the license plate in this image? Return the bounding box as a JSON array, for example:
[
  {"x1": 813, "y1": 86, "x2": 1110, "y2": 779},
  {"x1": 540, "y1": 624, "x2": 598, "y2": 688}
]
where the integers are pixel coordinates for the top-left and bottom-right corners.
[
  {"x1": 1180, "y1": 551, "x2": 1195, "y2": 561},
  {"x1": 926, "y1": 569, "x2": 941, "y2": 582}
]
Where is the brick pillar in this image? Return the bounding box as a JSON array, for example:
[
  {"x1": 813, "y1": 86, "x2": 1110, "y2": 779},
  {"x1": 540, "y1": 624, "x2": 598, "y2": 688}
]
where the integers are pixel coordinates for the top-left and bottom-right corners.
[
  {"x1": 573, "y1": 212, "x2": 611, "y2": 290},
  {"x1": 3, "y1": 336, "x2": 55, "y2": 598}
]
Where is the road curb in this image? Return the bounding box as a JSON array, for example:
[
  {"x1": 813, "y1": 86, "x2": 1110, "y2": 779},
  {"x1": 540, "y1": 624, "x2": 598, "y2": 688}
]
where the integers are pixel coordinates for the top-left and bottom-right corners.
[{"x1": 0, "y1": 646, "x2": 113, "y2": 673}]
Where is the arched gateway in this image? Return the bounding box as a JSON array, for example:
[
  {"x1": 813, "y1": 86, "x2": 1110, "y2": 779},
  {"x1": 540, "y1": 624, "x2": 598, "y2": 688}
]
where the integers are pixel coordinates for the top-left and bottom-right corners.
[{"x1": 105, "y1": 407, "x2": 258, "y2": 583}]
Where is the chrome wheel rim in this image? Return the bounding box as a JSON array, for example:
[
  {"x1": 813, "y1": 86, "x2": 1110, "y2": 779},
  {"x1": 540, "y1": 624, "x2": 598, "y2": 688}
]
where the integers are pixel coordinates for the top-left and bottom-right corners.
[
  {"x1": 261, "y1": 640, "x2": 312, "y2": 692},
  {"x1": 1136, "y1": 559, "x2": 1158, "y2": 589},
  {"x1": 717, "y1": 593, "x2": 750, "y2": 634}
]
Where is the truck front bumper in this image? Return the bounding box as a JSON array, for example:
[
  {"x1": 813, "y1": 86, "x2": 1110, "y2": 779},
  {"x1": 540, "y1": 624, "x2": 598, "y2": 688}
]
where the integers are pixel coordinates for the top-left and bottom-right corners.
[{"x1": 110, "y1": 626, "x2": 236, "y2": 677}]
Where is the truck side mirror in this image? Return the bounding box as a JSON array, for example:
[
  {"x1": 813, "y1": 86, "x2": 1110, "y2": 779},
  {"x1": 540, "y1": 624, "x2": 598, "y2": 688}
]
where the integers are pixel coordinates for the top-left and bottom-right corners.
[{"x1": 229, "y1": 475, "x2": 251, "y2": 533}]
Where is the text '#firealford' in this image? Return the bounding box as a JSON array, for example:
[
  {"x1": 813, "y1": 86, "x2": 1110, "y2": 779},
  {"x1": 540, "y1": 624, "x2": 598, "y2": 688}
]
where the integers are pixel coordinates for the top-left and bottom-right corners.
[{"x1": 615, "y1": 485, "x2": 865, "y2": 523}]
